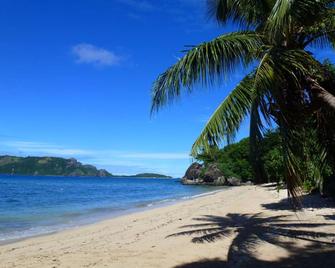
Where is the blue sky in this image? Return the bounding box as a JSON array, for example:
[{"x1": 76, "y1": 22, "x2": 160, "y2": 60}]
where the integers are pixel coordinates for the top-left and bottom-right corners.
[{"x1": 0, "y1": 0, "x2": 333, "y2": 177}]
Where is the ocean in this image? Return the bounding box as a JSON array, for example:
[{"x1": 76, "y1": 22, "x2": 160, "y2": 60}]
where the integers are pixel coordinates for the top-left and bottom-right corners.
[{"x1": 0, "y1": 175, "x2": 222, "y2": 243}]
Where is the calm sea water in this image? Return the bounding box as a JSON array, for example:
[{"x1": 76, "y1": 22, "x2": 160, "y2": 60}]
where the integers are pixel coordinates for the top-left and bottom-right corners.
[{"x1": 0, "y1": 175, "x2": 222, "y2": 243}]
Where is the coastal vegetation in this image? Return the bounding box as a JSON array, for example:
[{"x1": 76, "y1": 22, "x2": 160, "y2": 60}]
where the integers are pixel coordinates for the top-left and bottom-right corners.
[
  {"x1": 0, "y1": 156, "x2": 171, "y2": 178},
  {"x1": 193, "y1": 129, "x2": 332, "y2": 192},
  {"x1": 151, "y1": 0, "x2": 335, "y2": 199},
  {"x1": 0, "y1": 155, "x2": 112, "y2": 177}
]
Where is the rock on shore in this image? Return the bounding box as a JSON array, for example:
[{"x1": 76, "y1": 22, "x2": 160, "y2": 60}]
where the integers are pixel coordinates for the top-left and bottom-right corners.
[{"x1": 181, "y1": 162, "x2": 244, "y2": 186}]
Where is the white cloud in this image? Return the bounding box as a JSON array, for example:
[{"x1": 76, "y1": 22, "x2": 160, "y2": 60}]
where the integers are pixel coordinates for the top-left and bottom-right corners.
[
  {"x1": 120, "y1": 152, "x2": 189, "y2": 160},
  {"x1": 2, "y1": 141, "x2": 93, "y2": 157},
  {"x1": 0, "y1": 140, "x2": 190, "y2": 161},
  {"x1": 72, "y1": 43, "x2": 122, "y2": 66},
  {"x1": 0, "y1": 140, "x2": 190, "y2": 177}
]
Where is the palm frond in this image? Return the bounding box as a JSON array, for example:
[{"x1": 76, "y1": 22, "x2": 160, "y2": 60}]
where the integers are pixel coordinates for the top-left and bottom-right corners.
[
  {"x1": 327, "y1": 32, "x2": 335, "y2": 49},
  {"x1": 191, "y1": 74, "x2": 256, "y2": 156},
  {"x1": 291, "y1": 0, "x2": 331, "y2": 26},
  {"x1": 252, "y1": 52, "x2": 279, "y2": 125},
  {"x1": 250, "y1": 49, "x2": 322, "y2": 198},
  {"x1": 266, "y1": 0, "x2": 335, "y2": 43},
  {"x1": 280, "y1": 127, "x2": 303, "y2": 205},
  {"x1": 260, "y1": 49, "x2": 320, "y2": 89},
  {"x1": 304, "y1": 127, "x2": 329, "y2": 191},
  {"x1": 207, "y1": 0, "x2": 273, "y2": 28},
  {"x1": 151, "y1": 32, "x2": 263, "y2": 113},
  {"x1": 265, "y1": 0, "x2": 292, "y2": 41},
  {"x1": 249, "y1": 99, "x2": 267, "y2": 183},
  {"x1": 253, "y1": 53, "x2": 275, "y2": 96},
  {"x1": 303, "y1": 13, "x2": 335, "y2": 48}
]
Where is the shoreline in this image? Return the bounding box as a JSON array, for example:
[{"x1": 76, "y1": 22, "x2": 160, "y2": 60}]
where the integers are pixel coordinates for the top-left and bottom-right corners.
[
  {"x1": 0, "y1": 187, "x2": 228, "y2": 246},
  {"x1": 1, "y1": 185, "x2": 334, "y2": 268},
  {"x1": 0, "y1": 173, "x2": 173, "y2": 179}
]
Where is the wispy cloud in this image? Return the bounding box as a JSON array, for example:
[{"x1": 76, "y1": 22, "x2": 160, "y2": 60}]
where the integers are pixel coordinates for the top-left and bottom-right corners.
[
  {"x1": 72, "y1": 43, "x2": 122, "y2": 67},
  {"x1": 116, "y1": 0, "x2": 155, "y2": 12},
  {"x1": 0, "y1": 140, "x2": 190, "y2": 177},
  {"x1": 165, "y1": 0, "x2": 212, "y2": 33},
  {"x1": 120, "y1": 152, "x2": 189, "y2": 160},
  {"x1": 114, "y1": 0, "x2": 212, "y2": 32},
  {"x1": 0, "y1": 140, "x2": 189, "y2": 160},
  {"x1": 1, "y1": 141, "x2": 93, "y2": 157}
]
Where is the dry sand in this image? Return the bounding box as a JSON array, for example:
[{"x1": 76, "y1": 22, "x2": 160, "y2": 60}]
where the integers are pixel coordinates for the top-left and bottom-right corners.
[{"x1": 0, "y1": 185, "x2": 335, "y2": 268}]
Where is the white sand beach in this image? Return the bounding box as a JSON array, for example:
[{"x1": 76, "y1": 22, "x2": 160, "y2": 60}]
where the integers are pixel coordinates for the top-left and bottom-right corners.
[{"x1": 1, "y1": 185, "x2": 334, "y2": 268}]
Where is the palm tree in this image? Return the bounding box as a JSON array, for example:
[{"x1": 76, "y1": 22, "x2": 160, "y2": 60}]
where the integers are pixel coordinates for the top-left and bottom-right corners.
[{"x1": 151, "y1": 0, "x2": 335, "y2": 200}]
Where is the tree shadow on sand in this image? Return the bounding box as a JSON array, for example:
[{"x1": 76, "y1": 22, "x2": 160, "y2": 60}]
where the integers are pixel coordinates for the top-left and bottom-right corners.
[
  {"x1": 168, "y1": 213, "x2": 335, "y2": 268},
  {"x1": 323, "y1": 214, "x2": 335, "y2": 220},
  {"x1": 262, "y1": 193, "x2": 335, "y2": 211}
]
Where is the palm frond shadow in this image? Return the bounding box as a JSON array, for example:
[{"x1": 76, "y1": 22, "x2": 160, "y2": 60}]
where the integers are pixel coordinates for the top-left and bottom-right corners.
[
  {"x1": 262, "y1": 193, "x2": 335, "y2": 211},
  {"x1": 324, "y1": 215, "x2": 335, "y2": 220},
  {"x1": 168, "y1": 213, "x2": 335, "y2": 266}
]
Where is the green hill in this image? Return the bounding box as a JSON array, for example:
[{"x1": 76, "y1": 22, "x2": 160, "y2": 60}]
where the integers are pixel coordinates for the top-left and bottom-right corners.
[
  {"x1": 0, "y1": 155, "x2": 112, "y2": 177},
  {"x1": 0, "y1": 155, "x2": 172, "y2": 178}
]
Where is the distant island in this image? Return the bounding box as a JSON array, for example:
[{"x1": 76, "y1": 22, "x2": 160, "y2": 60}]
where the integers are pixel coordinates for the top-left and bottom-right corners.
[
  {"x1": 117, "y1": 173, "x2": 172, "y2": 178},
  {"x1": 0, "y1": 155, "x2": 171, "y2": 178},
  {"x1": 0, "y1": 155, "x2": 112, "y2": 177}
]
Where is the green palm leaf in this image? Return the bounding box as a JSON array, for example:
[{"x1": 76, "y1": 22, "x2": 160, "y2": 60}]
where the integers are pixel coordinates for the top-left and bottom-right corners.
[
  {"x1": 265, "y1": 0, "x2": 292, "y2": 40},
  {"x1": 266, "y1": 0, "x2": 335, "y2": 42},
  {"x1": 151, "y1": 32, "x2": 263, "y2": 113},
  {"x1": 191, "y1": 74, "x2": 256, "y2": 156},
  {"x1": 207, "y1": 0, "x2": 273, "y2": 28},
  {"x1": 303, "y1": 13, "x2": 335, "y2": 48},
  {"x1": 249, "y1": 98, "x2": 267, "y2": 183}
]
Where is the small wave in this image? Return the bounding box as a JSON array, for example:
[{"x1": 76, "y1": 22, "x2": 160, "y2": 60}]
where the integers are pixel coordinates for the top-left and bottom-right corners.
[
  {"x1": 88, "y1": 207, "x2": 121, "y2": 213},
  {"x1": 0, "y1": 178, "x2": 227, "y2": 244},
  {"x1": 135, "y1": 189, "x2": 226, "y2": 210},
  {"x1": 181, "y1": 189, "x2": 225, "y2": 200},
  {"x1": 60, "y1": 212, "x2": 85, "y2": 219},
  {"x1": 0, "y1": 224, "x2": 69, "y2": 243},
  {"x1": 139, "y1": 198, "x2": 177, "y2": 208}
]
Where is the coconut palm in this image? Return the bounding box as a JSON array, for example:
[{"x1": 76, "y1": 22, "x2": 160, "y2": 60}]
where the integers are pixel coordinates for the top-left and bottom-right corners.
[{"x1": 151, "y1": 0, "x2": 335, "y2": 199}]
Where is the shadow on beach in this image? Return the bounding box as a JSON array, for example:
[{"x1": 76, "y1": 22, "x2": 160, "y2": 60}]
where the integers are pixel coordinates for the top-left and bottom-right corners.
[
  {"x1": 262, "y1": 193, "x2": 335, "y2": 211},
  {"x1": 168, "y1": 212, "x2": 335, "y2": 268},
  {"x1": 173, "y1": 248, "x2": 335, "y2": 268}
]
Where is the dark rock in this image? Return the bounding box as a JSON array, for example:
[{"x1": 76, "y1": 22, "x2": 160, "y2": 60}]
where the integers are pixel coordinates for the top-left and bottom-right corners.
[
  {"x1": 322, "y1": 175, "x2": 335, "y2": 198},
  {"x1": 183, "y1": 163, "x2": 203, "y2": 181},
  {"x1": 182, "y1": 162, "x2": 227, "y2": 186},
  {"x1": 203, "y1": 163, "x2": 225, "y2": 183},
  {"x1": 181, "y1": 179, "x2": 202, "y2": 185},
  {"x1": 214, "y1": 176, "x2": 227, "y2": 186},
  {"x1": 227, "y1": 177, "x2": 242, "y2": 186},
  {"x1": 97, "y1": 169, "x2": 110, "y2": 177},
  {"x1": 66, "y1": 158, "x2": 80, "y2": 169}
]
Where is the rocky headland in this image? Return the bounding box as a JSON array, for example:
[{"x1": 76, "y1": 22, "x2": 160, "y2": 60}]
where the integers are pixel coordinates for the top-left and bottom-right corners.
[{"x1": 181, "y1": 162, "x2": 251, "y2": 186}]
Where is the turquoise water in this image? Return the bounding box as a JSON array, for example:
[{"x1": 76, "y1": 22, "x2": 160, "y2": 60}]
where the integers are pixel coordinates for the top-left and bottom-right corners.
[{"x1": 0, "y1": 175, "x2": 221, "y2": 243}]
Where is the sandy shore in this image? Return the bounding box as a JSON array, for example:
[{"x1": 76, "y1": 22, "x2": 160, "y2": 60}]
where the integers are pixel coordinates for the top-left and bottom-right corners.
[{"x1": 1, "y1": 185, "x2": 335, "y2": 268}]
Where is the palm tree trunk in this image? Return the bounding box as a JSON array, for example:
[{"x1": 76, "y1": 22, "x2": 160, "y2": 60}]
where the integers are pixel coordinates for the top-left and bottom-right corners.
[{"x1": 307, "y1": 77, "x2": 335, "y2": 110}]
